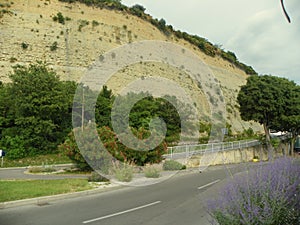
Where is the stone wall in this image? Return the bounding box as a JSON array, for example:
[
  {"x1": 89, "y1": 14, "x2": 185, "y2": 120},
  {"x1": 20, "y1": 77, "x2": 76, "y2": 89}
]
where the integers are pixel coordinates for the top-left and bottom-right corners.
[{"x1": 185, "y1": 144, "x2": 287, "y2": 168}]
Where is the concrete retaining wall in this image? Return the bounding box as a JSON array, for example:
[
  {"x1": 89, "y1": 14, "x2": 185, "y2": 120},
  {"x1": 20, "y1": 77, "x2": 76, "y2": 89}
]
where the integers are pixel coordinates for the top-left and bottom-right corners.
[{"x1": 186, "y1": 145, "x2": 286, "y2": 168}]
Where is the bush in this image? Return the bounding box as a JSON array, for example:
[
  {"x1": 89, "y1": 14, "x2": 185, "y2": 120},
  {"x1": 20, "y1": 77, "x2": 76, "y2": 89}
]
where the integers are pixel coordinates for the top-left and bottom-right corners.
[
  {"x1": 53, "y1": 12, "x2": 65, "y2": 24},
  {"x1": 129, "y1": 4, "x2": 145, "y2": 17},
  {"x1": 88, "y1": 171, "x2": 109, "y2": 182},
  {"x1": 98, "y1": 126, "x2": 167, "y2": 166},
  {"x1": 163, "y1": 160, "x2": 185, "y2": 171},
  {"x1": 114, "y1": 165, "x2": 133, "y2": 182},
  {"x1": 207, "y1": 157, "x2": 300, "y2": 225},
  {"x1": 21, "y1": 42, "x2": 29, "y2": 49},
  {"x1": 2, "y1": 136, "x2": 27, "y2": 159},
  {"x1": 92, "y1": 20, "x2": 99, "y2": 28},
  {"x1": 144, "y1": 166, "x2": 160, "y2": 178},
  {"x1": 50, "y1": 41, "x2": 58, "y2": 51},
  {"x1": 78, "y1": 19, "x2": 89, "y2": 31}
]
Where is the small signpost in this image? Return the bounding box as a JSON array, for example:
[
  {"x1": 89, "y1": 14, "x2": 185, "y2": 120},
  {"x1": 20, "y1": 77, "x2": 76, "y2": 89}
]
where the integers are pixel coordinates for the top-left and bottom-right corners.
[{"x1": 0, "y1": 149, "x2": 6, "y2": 167}]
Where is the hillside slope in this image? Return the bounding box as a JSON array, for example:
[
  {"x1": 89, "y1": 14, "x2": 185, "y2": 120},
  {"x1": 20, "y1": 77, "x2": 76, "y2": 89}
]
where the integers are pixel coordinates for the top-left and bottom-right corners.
[{"x1": 0, "y1": 0, "x2": 262, "y2": 133}]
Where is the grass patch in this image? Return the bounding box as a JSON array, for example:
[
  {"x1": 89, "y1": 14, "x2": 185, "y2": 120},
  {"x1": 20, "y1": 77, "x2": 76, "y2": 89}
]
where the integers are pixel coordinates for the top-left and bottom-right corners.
[
  {"x1": 2, "y1": 153, "x2": 72, "y2": 168},
  {"x1": 0, "y1": 179, "x2": 92, "y2": 202}
]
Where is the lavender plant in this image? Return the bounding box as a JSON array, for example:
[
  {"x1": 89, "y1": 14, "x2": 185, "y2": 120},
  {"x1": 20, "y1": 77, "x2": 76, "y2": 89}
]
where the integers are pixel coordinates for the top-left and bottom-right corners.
[{"x1": 207, "y1": 157, "x2": 300, "y2": 225}]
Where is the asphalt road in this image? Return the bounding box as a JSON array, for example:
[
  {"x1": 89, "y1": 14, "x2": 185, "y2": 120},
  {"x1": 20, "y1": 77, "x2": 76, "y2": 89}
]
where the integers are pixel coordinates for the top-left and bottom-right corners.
[{"x1": 0, "y1": 165, "x2": 244, "y2": 225}]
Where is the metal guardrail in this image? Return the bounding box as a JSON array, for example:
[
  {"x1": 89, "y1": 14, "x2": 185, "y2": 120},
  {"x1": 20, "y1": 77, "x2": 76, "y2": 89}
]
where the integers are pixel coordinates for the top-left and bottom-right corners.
[{"x1": 164, "y1": 140, "x2": 261, "y2": 159}]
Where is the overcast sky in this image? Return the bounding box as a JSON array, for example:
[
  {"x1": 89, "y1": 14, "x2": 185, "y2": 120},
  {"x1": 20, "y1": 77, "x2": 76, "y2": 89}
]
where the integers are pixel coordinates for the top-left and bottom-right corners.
[{"x1": 122, "y1": 0, "x2": 300, "y2": 84}]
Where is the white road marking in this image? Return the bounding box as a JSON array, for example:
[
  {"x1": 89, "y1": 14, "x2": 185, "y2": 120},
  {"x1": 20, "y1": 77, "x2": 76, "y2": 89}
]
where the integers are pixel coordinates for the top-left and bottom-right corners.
[
  {"x1": 82, "y1": 201, "x2": 162, "y2": 224},
  {"x1": 197, "y1": 179, "x2": 220, "y2": 190}
]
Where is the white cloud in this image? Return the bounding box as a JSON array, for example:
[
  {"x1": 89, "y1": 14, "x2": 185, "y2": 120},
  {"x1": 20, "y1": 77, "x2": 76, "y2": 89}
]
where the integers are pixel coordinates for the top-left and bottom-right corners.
[
  {"x1": 226, "y1": 3, "x2": 300, "y2": 83},
  {"x1": 121, "y1": 0, "x2": 300, "y2": 84}
]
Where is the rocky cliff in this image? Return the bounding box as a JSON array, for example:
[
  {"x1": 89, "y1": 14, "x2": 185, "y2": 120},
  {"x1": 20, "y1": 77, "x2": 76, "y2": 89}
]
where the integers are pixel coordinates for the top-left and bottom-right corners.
[{"x1": 0, "y1": 0, "x2": 262, "y2": 133}]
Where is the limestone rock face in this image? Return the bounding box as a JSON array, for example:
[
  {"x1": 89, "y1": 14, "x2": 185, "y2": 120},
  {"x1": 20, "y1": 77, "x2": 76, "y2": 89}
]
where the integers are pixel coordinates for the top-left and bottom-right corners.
[{"x1": 0, "y1": 0, "x2": 262, "y2": 133}]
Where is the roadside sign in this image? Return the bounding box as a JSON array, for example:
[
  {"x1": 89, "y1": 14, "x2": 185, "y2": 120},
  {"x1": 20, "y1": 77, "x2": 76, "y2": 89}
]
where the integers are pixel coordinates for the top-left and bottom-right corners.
[
  {"x1": 0, "y1": 150, "x2": 4, "y2": 167},
  {"x1": 0, "y1": 150, "x2": 5, "y2": 157}
]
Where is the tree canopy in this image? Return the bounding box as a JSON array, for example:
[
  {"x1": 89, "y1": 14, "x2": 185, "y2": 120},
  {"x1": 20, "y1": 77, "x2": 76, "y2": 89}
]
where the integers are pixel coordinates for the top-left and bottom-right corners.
[
  {"x1": 237, "y1": 75, "x2": 299, "y2": 152},
  {"x1": 0, "y1": 63, "x2": 76, "y2": 159}
]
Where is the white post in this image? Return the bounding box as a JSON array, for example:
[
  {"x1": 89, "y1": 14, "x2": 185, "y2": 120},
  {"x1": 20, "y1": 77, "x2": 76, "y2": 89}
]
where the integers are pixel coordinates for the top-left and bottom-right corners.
[
  {"x1": 1, "y1": 157, "x2": 3, "y2": 167},
  {"x1": 81, "y1": 87, "x2": 85, "y2": 131},
  {"x1": 186, "y1": 145, "x2": 188, "y2": 163}
]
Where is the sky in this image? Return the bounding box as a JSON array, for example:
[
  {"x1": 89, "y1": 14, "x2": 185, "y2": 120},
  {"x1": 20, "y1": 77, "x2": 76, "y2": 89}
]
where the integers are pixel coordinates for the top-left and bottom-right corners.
[{"x1": 121, "y1": 0, "x2": 300, "y2": 84}]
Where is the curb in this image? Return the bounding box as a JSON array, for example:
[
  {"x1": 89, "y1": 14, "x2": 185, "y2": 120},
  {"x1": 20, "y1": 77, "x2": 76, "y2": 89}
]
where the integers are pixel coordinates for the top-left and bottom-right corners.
[
  {"x1": 0, "y1": 163, "x2": 75, "y2": 170},
  {"x1": 0, "y1": 183, "x2": 121, "y2": 209}
]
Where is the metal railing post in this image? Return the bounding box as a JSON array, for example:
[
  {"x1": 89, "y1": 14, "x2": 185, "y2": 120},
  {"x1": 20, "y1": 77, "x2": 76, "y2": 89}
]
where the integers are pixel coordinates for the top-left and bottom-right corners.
[{"x1": 186, "y1": 145, "x2": 188, "y2": 162}]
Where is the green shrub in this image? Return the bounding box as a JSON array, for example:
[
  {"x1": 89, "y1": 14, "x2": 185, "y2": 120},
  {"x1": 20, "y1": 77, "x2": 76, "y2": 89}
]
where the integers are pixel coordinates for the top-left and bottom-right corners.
[
  {"x1": 129, "y1": 4, "x2": 145, "y2": 17},
  {"x1": 92, "y1": 20, "x2": 99, "y2": 28},
  {"x1": 144, "y1": 166, "x2": 160, "y2": 178},
  {"x1": 163, "y1": 160, "x2": 185, "y2": 171},
  {"x1": 78, "y1": 19, "x2": 89, "y2": 31},
  {"x1": 21, "y1": 42, "x2": 29, "y2": 49},
  {"x1": 9, "y1": 57, "x2": 17, "y2": 63},
  {"x1": 88, "y1": 171, "x2": 109, "y2": 182},
  {"x1": 53, "y1": 12, "x2": 65, "y2": 24},
  {"x1": 115, "y1": 165, "x2": 133, "y2": 182},
  {"x1": 50, "y1": 41, "x2": 58, "y2": 51},
  {"x1": 3, "y1": 136, "x2": 27, "y2": 159}
]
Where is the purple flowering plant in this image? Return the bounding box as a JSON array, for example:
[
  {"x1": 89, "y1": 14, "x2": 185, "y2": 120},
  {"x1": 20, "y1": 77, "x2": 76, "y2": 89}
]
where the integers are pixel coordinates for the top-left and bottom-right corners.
[{"x1": 207, "y1": 157, "x2": 300, "y2": 225}]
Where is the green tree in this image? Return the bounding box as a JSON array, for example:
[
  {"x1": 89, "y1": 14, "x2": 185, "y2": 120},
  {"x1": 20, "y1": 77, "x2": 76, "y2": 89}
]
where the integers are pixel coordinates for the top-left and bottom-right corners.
[
  {"x1": 237, "y1": 75, "x2": 292, "y2": 151},
  {"x1": 270, "y1": 83, "x2": 300, "y2": 154},
  {"x1": 130, "y1": 4, "x2": 146, "y2": 17},
  {"x1": 0, "y1": 83, "x2": 13, "y2": 138},
  {"x1": 155, "y1": 96, "x2": 182, "y2": 143},
  {"x1": 112, "y1": 92, "x2": 188, "y2": 144},
  {"x1": 95, "y1": 85, "x2": 114, "y2": 128},
  {"x1": 0, "y1": 63, "x2": 76, "y2": 158}
]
